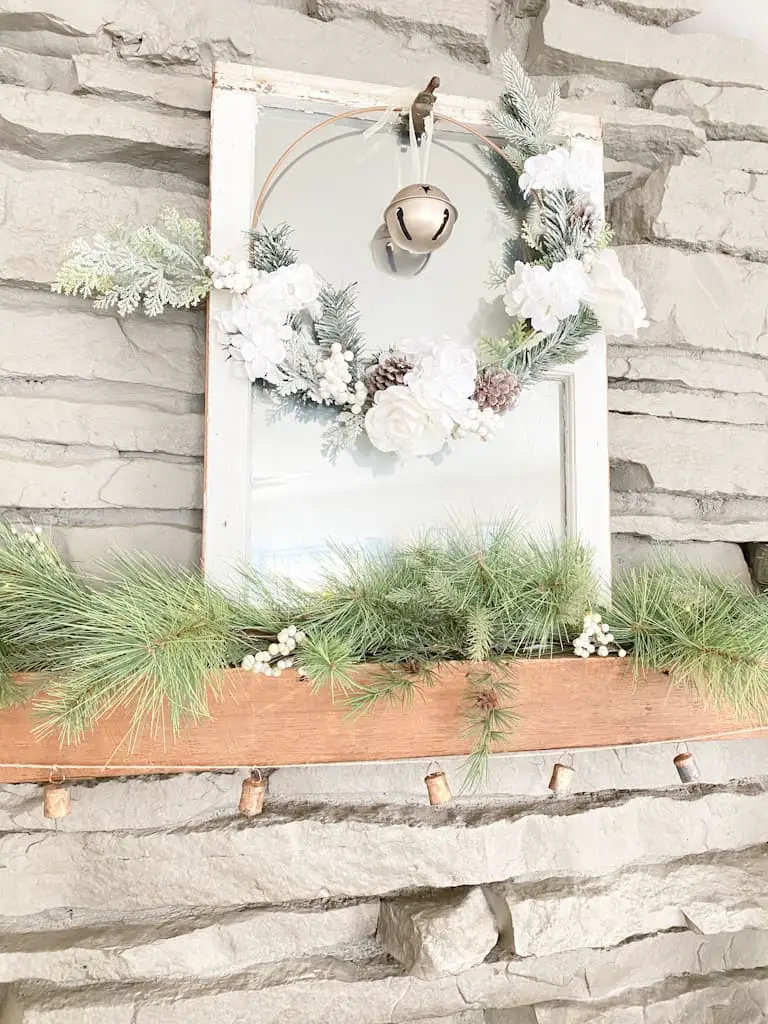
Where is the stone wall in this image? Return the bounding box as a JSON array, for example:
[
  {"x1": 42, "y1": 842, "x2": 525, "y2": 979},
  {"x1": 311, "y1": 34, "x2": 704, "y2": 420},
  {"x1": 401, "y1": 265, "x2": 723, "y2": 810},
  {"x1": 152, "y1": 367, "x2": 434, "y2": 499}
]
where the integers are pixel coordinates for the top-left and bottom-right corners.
[
  {"x1": 2, "y1": 6, "x2": 768, "y2": 1021},
  {"x1": 2, "y1": 739, "x2": 768, "y2": 1022},
  {"x1": 0, "y1": 0, "x2": 765, "y2": 576}
]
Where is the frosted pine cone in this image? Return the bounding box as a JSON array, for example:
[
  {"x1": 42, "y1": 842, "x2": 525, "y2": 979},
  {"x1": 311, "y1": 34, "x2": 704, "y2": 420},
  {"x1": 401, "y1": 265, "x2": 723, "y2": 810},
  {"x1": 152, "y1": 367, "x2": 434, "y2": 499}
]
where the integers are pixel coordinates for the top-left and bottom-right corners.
[
  {"x1": 473, "y1": 368, "x2": 522, "y2": 414},
  {"x1": 366, "y1": 353, "x2": 414, "y2": 396},
  {"x1": 569, "y1": 200, "x2": 600, "y2": 239}
]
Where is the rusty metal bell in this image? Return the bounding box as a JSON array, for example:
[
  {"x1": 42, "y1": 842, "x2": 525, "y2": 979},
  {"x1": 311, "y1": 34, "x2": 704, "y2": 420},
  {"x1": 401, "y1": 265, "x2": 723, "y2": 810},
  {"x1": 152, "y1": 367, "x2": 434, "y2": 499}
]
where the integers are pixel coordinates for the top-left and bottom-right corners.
[
  {"x1": 43, "y1": 769, "x2": 71, "y2": 820},
  {"x1": 239, "y1": 768, "x2": 266, "y2": 817},
  {"x1": 424, "y1": 761, "x2": 452, "y2": 806},
  {"x1": 548, "y1": 755, "x2": 576, "y2": 796},
  {"x1": 674, "y1": 751, "x2": 700, "y2": 784}
]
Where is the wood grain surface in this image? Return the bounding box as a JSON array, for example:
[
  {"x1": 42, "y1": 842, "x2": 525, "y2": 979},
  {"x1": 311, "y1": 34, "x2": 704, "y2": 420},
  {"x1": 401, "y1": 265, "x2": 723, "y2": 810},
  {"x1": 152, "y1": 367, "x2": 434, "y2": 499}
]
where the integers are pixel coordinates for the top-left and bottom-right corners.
[{"x1": 1, "y1": 659, "x2": 764, "y2": 783}]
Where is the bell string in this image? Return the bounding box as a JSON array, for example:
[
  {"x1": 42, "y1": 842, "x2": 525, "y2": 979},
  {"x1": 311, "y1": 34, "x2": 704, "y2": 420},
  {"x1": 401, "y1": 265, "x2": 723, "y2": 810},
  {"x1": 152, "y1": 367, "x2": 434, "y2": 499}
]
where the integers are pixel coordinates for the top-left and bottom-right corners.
[
  {"x1": 421, "y1": 113, "x2": 435, "y2": 182},
  {"x1": 362, "y1": 86, "x2": 420, "y2": 142}
]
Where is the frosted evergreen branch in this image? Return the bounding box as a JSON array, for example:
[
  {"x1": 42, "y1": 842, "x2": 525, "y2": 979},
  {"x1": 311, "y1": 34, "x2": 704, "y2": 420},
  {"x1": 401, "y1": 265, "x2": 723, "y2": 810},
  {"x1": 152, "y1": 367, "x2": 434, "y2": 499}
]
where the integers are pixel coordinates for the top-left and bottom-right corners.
[
  {"x1": 53, "y1": 207, "x2": 211, "y2": 318},
  {"x1": 248, "y1": 223, "x2": 298, "y2": 272}
]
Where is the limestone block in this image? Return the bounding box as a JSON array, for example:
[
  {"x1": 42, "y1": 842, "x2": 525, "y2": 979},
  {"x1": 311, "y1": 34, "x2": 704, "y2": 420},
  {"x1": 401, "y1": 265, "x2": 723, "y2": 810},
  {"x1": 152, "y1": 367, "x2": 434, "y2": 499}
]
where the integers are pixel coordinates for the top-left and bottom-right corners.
[
  {"x1": 706, "y1": 140, "x2": 768, "y2": 173},
  {"x1": 611, "y1": 157, "x2": 768, "y2": 262},
  {"x1": 378, "y1": 888, "x2": 498, "y2": 979},
  {"x1": 608, "y1": 380, "x2": 768, "y2": 428},
  {"x1": 4, "y1": 922, "x2": 768, "y2": 1023},
  {"x1": 0, "y1": 84, "x2": 208, "y2": 180},
  {"x1": 0, "y1": 902, "x2": 379, "y2": 983},
  {"x1": 0, "y1": 287, "x2": 204, "y2": 393},
  {"x1": 0, "y1": 45, "x2": 75, "y2": 91},
  {"x1": 0, "y1": 389, "x2": 203, "y2": 455},
  {"x1": 3, "y1": 785, "x2": 768, "y2": 915},
  {"x1": 574, "y1": 0, "x2": 702, "y2": 27},
  {"x1": 51, "y1": 522, "x2": 202, "y2": 572},
  {"x1": 528, "y1": 0, "x2": 768, "y2": 90},
  {"x1": 603, "y1": 160, "x2": 648, "y2": 203},
  {"x1": 559, "y1": 75, "x2": 639, "y2": 106},
  {"x1": 491, "y1": 848, "x2": 768, "y2": 958},
  {"x1": 611, "y1": 489, "x2": 768, "y2": 543},
  {"x1": 613, "y1": 245, "x2": 768, "y2": 356},
  {"x1": 612, "y1": 535, "x2": 753, "y2": 583},
  {"x1": 0, "y1": 440, "x2": 202, "y2": 509},
  {"x1": 0, "y1": 155, "x2": 205, "y2": 287},
  {"x1": 653, "y1": 79, "x2": 768, "y2": 142},
  {"x1": 747, "y1": 543, "x2": 768, "y2": 585},
  {"x1": 308, "y1": 0, "x2": 490, "y2": 62},
  {"x1": 609, "y1": 412, "x2": 768, "y2": 497},
  {"x1": 489, "y1": 10, "x2": 535, "y2": 62},
  {"x1": 609, "y1": 344, "x2": 768, "y2": 396},
  {"x1": 74, "y1": 55, "x2": 211, "y2": 112},
  {"x1": 0, "y1": 1, "x2": 500, "y2": 95},
  {"x1": 536, "y1": 977, "x2": 768, "y2": 1024},
  {"x1": 562, "y1": 101, "x2": 705, "y2": 165}
]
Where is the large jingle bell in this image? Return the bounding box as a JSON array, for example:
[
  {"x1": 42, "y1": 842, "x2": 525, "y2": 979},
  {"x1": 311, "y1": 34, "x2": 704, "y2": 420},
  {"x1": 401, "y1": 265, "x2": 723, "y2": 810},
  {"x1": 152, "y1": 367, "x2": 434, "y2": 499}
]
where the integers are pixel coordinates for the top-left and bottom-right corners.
[
  {"x1": 370, "y1": 224, "x2": 430, "y2": 277},
  {"x1": 384, "y1": 184, "x2": 458, "y2": 255}
]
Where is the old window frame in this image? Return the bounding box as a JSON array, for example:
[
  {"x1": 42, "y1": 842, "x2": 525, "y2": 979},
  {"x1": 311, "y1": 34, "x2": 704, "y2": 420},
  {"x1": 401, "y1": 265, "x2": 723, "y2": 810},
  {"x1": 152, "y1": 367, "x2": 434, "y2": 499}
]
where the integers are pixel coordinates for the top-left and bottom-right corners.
[{"x1": 203, "y1": 63, "x2": 611, "y2": 590}]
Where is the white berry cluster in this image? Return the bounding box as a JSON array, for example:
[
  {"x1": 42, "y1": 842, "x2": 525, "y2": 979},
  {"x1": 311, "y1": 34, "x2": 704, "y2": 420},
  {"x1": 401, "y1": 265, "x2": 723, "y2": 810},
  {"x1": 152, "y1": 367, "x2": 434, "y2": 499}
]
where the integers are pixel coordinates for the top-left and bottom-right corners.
[
  {"x1": 241, "y1": 625, "x2": 305, "y2": 677},
  {"x1": 318, "y1": 343, "x2": 367, "y2": 411},
  {"x1": 454, "y1": 401, "x2": 498, "y2": 441},
  {"x1": 572, "y1": 613, "x2": 626, "y2": 659},
  {"x1": 203, "y1": 255, "x2": 255, "y2": 294}
]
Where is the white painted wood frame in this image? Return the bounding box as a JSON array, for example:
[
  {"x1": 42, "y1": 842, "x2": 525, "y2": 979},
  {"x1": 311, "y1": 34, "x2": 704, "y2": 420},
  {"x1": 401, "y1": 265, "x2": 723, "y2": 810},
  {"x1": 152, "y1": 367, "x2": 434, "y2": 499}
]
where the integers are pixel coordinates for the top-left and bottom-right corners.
[{"x1": 204, "y1": 63, "x2": 611, "y2": 592}]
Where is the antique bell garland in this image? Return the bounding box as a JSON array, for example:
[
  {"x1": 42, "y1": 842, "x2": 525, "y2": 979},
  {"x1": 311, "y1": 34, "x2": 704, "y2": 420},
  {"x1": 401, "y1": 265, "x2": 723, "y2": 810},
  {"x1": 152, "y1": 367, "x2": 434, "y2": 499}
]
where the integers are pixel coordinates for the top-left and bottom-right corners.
[{"x1": 54, "y1": 53, "x2": 647, "y2": 461}]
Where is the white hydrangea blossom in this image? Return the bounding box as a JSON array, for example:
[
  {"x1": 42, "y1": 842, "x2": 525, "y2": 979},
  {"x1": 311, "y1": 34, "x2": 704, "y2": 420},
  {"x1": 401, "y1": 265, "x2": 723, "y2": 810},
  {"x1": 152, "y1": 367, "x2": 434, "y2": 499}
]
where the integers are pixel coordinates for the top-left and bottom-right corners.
[
  {"x1": 504, "y1": 259, "x2": 590, "y2": 335},
  {"x1": 583, "y1": 249, "x2": 649, "y2": 340}
]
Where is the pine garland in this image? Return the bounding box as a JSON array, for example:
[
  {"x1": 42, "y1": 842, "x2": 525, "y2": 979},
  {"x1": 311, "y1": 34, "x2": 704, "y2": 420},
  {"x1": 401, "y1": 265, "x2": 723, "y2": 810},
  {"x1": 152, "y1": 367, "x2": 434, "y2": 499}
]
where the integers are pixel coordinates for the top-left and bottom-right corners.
[{"x1": 1, "y1": 523, "x2": 767, "y2": 787}]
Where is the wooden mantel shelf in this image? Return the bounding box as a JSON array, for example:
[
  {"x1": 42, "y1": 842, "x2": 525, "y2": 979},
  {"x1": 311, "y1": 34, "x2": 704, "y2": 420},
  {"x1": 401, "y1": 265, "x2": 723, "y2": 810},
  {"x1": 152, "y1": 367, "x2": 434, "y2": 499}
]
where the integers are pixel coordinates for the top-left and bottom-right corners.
[{"x1": 0, "y1": 659, "x2": 764, "y2": 783}]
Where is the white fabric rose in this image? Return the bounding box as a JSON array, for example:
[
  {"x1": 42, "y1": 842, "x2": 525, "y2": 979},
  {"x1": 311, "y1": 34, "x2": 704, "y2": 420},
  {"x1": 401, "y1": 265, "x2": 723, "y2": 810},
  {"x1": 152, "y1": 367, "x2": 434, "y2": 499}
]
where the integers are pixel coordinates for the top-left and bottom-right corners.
[
  {"x1": 585, "y1": 249, "x2": 648, "y2": 339},
  {"x1": 364, "y1": 385, "x2": 453, "y2": 457},
  {"x1": 399, "y1": 338, "x2": 477, "y2": 420},
  {"x1": 504, "y1": 258, "x2": 590, "y2": 335}
]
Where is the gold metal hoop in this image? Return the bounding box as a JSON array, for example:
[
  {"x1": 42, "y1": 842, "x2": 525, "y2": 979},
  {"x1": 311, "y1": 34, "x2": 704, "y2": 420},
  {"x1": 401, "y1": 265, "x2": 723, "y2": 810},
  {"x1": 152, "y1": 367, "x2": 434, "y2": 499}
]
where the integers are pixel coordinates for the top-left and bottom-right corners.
[{"x1": 251, "y1": 107, "x2": 516, "y2": 229}]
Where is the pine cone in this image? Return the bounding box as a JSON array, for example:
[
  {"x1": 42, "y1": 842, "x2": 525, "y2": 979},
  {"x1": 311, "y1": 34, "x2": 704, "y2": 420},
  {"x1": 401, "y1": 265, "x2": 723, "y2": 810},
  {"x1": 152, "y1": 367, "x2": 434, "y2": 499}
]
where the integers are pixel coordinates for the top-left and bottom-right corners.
[
  {"x1": 474, "y1": 689, "x2": 500, "y2": 712},
  {"x1": 569, "y1": 200, "x2": 600, "y2": 239},
  {"x1": 473, "y1": 368, "x2": 522, "y2": 414},
  {"x1": 366, "y1": 353, "x2": 414, "y2": 396}
]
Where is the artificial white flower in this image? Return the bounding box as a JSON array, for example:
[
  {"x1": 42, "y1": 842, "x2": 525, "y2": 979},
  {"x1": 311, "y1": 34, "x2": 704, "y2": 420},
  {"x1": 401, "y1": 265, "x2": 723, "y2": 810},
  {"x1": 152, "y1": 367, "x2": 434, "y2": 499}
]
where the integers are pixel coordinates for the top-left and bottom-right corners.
[
  {"x1": 218, "y1": 298, "x2": 290, "y2": 383},
  {"x1": 364, "y1": 385, "x2": 453, "y2": 457},
  {"x1": 518, "y1": 144, "x2": 597, "y2": 199},
  {"x1": 519, "y1": 147, "x2": 571, "y2": 196},
  {"x1": 504, "y1": 259, "x2": 590, "y2": 335},
  {"x1": 400, "y1": 338, "x2": 477, "y2": 420},
  {"x1": 247, "y1": 263, "x2": 322, "y2": 314},
  {"x1": 585, "y1": 249, "x2": 648, "y2": 339}
]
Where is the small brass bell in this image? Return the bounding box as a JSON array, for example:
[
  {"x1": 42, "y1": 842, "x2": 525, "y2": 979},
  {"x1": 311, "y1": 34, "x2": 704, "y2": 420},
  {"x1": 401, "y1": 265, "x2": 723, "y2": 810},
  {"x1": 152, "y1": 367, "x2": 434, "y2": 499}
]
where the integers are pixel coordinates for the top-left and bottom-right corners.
[
  {"x1": 548, "y1": 754, "x2": 575, "y2": 796},
  {"x1": 384, "y1": 184, "x2": 458, "y2": 255},
  {"x1": 674, "y1": 750, "x2": 700, "y2": 784},
  {"x1": 239, "y1": 768, "x2": 266, "y2": 817},
  {"x1": 424, "y1": 761, "x2": 452, "y2": 806},
  {"x1": 43, "y1": 769, "x2": 71, "y2": 820}
]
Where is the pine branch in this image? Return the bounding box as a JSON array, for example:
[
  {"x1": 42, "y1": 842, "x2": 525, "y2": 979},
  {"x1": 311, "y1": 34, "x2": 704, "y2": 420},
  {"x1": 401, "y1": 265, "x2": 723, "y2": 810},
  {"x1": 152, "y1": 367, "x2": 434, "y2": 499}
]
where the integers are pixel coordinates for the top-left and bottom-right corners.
[
  {"x1": 248, "y1": 223, "x2": 298, "y2": 272},
  {"x1": 502, "y1": 305, "x2": 599, "y2": 385},
  {"x1": 460, "y1": 666, "x2": 518, "y2": 791},
  {"x1": 342, "y1": 662, "x2": 438, "y2": 717},
  {"x1": 313, "y1": 285, "x2": 366, "y2": 359}
]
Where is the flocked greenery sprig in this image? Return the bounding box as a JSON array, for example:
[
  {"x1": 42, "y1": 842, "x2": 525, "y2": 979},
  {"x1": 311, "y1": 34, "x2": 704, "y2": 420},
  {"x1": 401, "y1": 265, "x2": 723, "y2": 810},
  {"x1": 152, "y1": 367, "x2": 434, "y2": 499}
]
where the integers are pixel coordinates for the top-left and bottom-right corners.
[
  {"x1": 2, "y1": 522, "x2": 767, "y2": 787},
  {"x1": 53, "y1": 207, "x2": 210, "y2": 317}
]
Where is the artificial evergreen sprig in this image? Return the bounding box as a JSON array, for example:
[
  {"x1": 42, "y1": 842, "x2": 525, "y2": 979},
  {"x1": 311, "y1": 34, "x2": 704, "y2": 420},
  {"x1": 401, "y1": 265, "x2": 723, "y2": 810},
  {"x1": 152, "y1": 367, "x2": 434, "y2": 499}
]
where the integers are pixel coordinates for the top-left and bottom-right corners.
[
  {"x1": 53, "y1": 207, "x2": 211, "y2": 317},
  {"x1": 461, "y1": 666, "x2": 518, "y2": 789}
]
